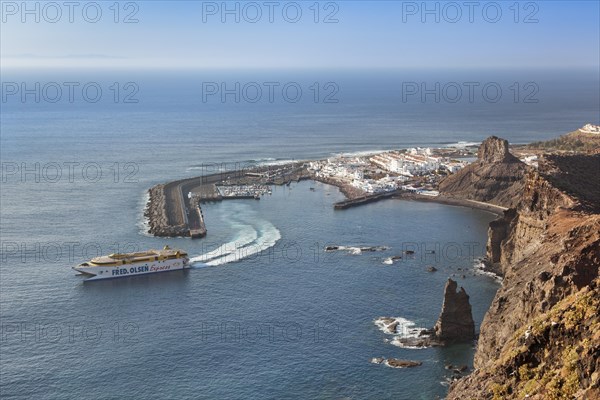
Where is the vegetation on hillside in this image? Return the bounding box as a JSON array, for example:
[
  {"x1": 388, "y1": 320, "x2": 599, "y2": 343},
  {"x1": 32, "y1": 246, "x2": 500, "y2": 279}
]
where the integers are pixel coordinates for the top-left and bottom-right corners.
[{"x1": 526, "y1": 130, "x2": 600, "y2": 153}]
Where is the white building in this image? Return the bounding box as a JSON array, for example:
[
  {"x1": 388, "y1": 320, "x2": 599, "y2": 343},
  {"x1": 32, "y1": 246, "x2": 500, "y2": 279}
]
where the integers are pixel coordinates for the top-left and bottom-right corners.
[{"x1": 579, "y1": 124, "x2": 600, "y2": 134}]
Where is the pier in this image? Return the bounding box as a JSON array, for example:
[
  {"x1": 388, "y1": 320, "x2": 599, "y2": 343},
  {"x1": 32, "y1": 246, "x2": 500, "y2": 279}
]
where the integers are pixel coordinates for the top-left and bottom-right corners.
[{"x1": 333, "y1": 190, "x2": 400, "y2": 209}]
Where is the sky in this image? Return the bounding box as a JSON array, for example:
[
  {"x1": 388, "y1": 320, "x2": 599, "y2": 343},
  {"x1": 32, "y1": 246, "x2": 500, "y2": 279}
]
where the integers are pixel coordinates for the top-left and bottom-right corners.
[{"x1": 1, "y1": 1, "x2": 599, "y2": 69}]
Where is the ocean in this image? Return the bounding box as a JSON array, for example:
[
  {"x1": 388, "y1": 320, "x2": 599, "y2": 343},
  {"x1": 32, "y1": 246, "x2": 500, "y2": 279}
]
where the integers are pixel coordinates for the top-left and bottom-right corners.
[{"x1": 1, "y1": 68, "x2": 598, "y2": 399}]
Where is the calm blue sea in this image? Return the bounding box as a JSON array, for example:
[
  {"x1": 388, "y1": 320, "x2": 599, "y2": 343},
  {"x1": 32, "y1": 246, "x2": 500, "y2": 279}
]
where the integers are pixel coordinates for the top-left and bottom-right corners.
[{"x1": 1, "y1": 68, "x2": 598, "y2": 399}]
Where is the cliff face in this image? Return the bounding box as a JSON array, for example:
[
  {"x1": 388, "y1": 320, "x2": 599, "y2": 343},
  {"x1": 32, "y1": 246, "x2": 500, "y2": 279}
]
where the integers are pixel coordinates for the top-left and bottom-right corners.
[
  {"x1": 447, "y1": 153, "x2": 600, "y2": 399},
  {"x1": 439, "y1": 136, "x2": 530, "y2": 208}
]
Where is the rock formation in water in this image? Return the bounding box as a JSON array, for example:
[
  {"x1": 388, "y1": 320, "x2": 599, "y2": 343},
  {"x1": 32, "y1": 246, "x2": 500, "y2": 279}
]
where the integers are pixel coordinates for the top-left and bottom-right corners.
[
  {"x1": 379, "y1": 279, "x2": 475, "y2": 348},
  {"x1": 439, "y1": 136, "x2": 530, "y2": 208},
  {"x1": 446, "y1": 150, "x2": 600, "y2": 399},
  {"x1": 434, "y1": 279, "x2": 475, "y2": 343}
]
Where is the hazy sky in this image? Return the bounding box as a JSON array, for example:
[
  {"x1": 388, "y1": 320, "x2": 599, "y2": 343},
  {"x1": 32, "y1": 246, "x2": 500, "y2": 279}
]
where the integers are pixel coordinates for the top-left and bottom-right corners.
[{"x1": 1, "y1": 1, "x2": 599, "y2": 69}]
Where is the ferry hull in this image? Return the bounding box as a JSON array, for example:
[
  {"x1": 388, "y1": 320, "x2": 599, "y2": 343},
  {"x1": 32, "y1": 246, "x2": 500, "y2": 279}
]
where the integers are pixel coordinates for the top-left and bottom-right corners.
[{"x1": 73, "y1": 258, "x2": 189, "y2": 281}]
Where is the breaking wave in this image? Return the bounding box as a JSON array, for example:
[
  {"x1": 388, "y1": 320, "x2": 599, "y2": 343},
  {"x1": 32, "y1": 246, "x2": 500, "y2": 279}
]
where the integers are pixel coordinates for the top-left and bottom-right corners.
[
  {"x1": 137, "y1": 190, "x2": 152, "y2": 237},
  {"x1": 374, "y1": 317, "x2": 432, "y2": 349},
  {"x1": 472, "y1": 259, "x2": 503, "y2": 283}
]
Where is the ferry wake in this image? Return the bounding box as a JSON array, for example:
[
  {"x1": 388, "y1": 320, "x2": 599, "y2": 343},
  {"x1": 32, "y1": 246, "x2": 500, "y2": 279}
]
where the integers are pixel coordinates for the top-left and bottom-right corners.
[{"x1": 73, "y1": 246, "x2": 189, "y2": 281}]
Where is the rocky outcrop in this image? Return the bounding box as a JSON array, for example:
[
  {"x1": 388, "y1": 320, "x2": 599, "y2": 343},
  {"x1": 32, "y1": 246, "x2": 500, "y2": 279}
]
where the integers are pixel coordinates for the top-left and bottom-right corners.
[
  {"x1": 385, "y1": 359, "x2": 422, "y2": 369},
  {"x1": 439, "y1": 136, "x2": 530, "y2": 208},
  {"x1": 479, "y1": 136, "x2": 520, "y2": 163},
  {"x1": 377, "y1": 280, "x2": 475, "y2": 348},
  {"x1": 371, "y1": 358, "x2": 423, "y2": 368},
  {"x1": 434, "y1": 279, "x2": 475, "y2": 343},
  {"x1": 446, "y1": 153, "x2": 600, "y2": 399}
]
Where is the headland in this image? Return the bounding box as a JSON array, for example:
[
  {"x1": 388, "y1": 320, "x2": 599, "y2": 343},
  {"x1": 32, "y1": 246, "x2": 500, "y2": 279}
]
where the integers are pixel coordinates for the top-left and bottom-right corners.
[{"x1": 142, "y1": 124, "x2": 599, "y2": 399}]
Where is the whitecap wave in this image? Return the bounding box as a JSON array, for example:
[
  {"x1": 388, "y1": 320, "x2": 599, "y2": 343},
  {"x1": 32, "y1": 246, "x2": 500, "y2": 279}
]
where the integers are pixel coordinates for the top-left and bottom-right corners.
[
  {"x1": 256, "y1": 158, "x2": 299, "y2": 167},
  {"x1": 444, "y1": 141, "x2": 480, "y2": 148},
  {"x1": 472, "y1": 260, "x2": 503, "y2": 283},
  {"x1": 374, "y1": 317, "x2": 433, "y2": 349},
  {"x1": 326, "y1": 245, "x2": 389, "y2": 255},
  {"x1": 374, "y1": 317, "x2": 424, "y2": 336},
  {"x1": 330, "y1": 149, "x2": 388, "y2": 158}
]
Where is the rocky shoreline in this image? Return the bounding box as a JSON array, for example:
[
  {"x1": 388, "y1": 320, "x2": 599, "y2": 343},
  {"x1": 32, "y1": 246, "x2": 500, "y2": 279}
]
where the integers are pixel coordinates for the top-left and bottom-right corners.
[{"x1": 442, "y1": 141, "x2": 600, "y2": 398}]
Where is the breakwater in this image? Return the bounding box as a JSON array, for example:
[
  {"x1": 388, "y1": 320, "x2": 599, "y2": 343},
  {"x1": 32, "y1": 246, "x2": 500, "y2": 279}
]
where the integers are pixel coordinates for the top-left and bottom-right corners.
[
  {"x1": 333, "y1": 190, "x2": 400, "y2": 209},
  {"x1": 145, "y1": 163, "x2": 311, "y2": 238}
]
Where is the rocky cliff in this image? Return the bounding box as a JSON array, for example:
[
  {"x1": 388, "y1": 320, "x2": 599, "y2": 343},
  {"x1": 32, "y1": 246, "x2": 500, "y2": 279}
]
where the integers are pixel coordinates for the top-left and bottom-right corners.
[
  {"x1": 439, "y1": 136, "x2": 530, "y2": 208},
  {"x1": 447, "y1": 152, "x2": 600, "y2": 399}
]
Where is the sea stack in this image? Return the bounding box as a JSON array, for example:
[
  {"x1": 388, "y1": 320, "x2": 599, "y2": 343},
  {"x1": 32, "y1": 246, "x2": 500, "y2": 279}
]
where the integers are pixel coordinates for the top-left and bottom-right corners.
[{"x1": 434, "y1": 279, "x2": 475, "y2": 343}]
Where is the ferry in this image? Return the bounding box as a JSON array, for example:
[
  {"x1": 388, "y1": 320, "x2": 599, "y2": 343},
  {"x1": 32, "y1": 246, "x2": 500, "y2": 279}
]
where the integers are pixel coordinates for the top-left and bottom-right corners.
[{"x1": 73, "y1": 246, "x2": 189, "y2": 281}]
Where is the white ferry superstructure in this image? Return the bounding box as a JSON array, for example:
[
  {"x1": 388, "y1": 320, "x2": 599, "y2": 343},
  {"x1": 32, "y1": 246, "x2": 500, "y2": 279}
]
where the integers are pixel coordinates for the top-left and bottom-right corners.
[{"x1": 73, "y1": 246, "x2": 189, "y2": 281}]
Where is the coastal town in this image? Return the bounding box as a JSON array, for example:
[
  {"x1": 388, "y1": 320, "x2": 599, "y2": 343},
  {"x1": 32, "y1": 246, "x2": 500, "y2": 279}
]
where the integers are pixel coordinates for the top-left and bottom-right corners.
[{"x1": 308, "y1": 147, "x2": 472, "y2": 197}]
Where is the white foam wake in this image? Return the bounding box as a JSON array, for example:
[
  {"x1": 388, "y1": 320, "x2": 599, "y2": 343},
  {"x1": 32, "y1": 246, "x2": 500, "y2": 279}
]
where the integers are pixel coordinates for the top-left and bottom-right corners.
[
  {"x1": 204, "y1": 219, "x2": 281, "y2": 266},
  {"x1": 189, "y1": 201, "x2": 281, "y2": 267},
  {"x1": 189, "y1": 223, "x2": 258, "y2": 264}
]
